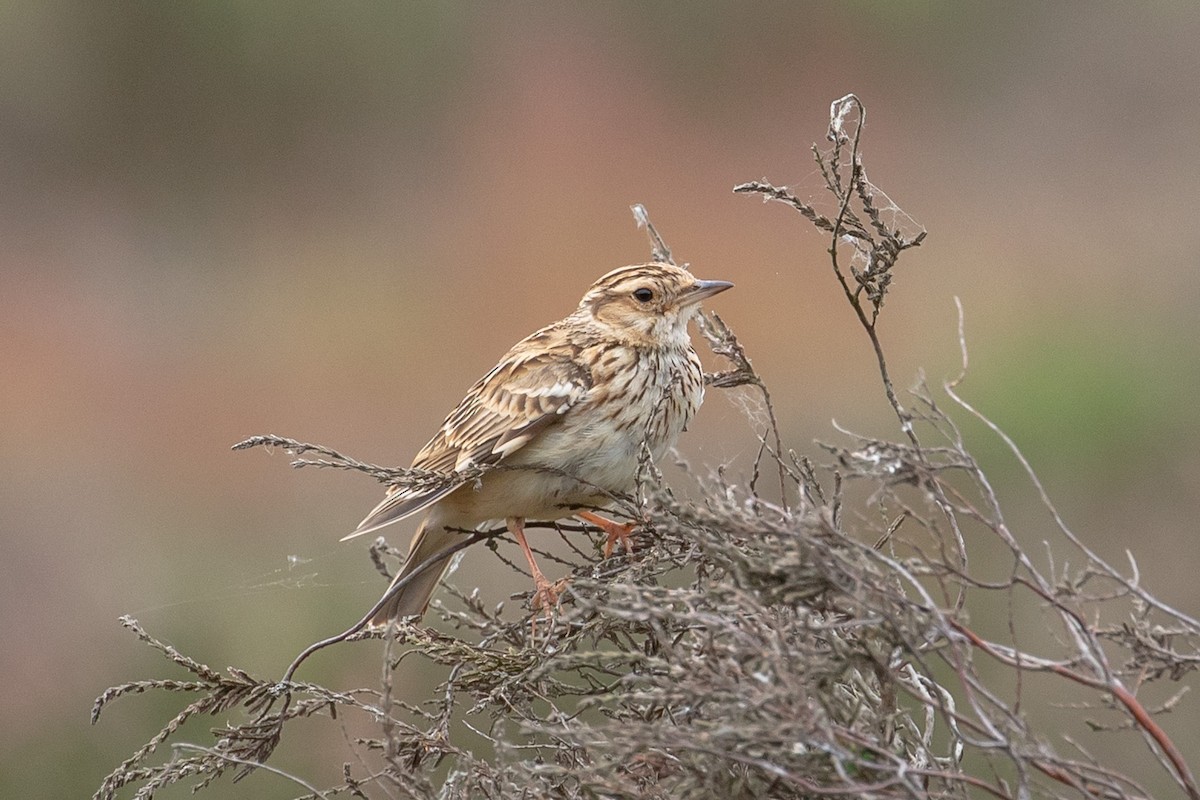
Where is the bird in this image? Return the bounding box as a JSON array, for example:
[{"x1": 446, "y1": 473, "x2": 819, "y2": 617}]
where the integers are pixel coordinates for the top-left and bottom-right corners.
[{"x1": 342, "y1": 262, "x2": 732, "y2": 627}]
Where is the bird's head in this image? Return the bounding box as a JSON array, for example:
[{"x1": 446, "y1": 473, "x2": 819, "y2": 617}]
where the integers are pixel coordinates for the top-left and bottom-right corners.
[{"x1": 577, "y1": 262, "x2": 733, "y2": 346}]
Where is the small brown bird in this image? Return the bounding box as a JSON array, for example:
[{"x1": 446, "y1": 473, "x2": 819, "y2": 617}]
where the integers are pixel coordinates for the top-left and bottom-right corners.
[{"x1": 343, "y1": 263, "x2": 732, "y2": 625}]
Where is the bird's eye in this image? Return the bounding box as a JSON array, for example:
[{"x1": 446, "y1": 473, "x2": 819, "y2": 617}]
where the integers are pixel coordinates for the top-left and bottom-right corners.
[{"x1": 633, "y1": 287, "x2": 654, "y2": 303}]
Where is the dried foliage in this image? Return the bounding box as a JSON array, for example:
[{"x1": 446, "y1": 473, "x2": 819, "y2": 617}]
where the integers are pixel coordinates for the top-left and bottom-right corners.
[{"x1": 94, "y1": 95, "x2": 1199, "y2": 800}]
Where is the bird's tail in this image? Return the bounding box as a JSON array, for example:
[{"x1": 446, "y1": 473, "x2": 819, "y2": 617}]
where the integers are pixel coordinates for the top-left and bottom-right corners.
[{"x1": 369, "y1": 515, "x2": 461, "y2": 626}]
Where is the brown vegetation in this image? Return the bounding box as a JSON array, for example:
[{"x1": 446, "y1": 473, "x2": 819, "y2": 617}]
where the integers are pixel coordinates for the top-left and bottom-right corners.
[{"x1": 94, "y1": 96, "x2": 1198, "y2": 800}]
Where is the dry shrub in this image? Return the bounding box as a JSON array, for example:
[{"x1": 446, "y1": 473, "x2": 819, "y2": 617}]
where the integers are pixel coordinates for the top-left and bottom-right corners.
[{"x1": 94, "y1": 95, "x2": 1199, "y2": 800}]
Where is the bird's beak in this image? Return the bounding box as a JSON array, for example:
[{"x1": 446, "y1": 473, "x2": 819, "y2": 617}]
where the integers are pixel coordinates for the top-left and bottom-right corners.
[{"x1": 682, "y1": 279, "x2": 734, "y2": 306}]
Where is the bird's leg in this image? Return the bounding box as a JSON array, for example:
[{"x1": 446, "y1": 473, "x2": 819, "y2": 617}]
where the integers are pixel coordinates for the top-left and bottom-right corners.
[
  {"x1": 577, "y1": 511, "x2": 637, "y2": 558},
  {"x1": 508, "y1": 516, "x2": 561, "y2": 614}
]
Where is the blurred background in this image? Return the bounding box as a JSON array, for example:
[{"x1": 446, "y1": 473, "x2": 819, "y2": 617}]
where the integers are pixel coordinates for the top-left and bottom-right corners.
[{"x1": 3, "y1": 3, "x2": 1199, "y2": 797}]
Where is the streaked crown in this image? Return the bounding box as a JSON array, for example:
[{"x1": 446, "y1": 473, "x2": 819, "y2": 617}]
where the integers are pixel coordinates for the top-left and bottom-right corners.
[{"x1": 576, "y1": 263, "x2": 732, "y2": 345}]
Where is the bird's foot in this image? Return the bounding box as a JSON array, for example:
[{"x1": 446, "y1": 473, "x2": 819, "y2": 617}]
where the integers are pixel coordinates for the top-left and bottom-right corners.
[
  {"x1": 530, "y1": 575, "x2": 569, "y2": 613},
  {"x1": 528, "y1": 575, "x2": 570, "y2": 637},
  {"x1": 578, "y1": 511, "x2": 638, "y2": 558}
]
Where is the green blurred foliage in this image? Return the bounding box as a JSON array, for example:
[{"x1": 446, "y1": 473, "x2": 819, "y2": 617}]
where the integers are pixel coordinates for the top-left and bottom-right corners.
[{"x1": 970, "y1": 319, "x2": 1184, "y2": 482}]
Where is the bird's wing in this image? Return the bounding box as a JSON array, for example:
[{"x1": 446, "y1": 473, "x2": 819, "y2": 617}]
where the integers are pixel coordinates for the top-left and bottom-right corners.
[{"x1": 344, "y1": 339, "x2": 592, "y2": 540}]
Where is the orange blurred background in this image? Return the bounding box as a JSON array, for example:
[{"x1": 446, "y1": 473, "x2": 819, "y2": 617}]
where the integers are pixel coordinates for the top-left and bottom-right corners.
[{"x1": 3, "y1": 4, "x2": 1199, "y2": 797}]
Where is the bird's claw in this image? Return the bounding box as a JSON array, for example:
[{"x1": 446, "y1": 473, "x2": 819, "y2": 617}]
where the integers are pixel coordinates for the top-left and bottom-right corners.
[
  {"x1": 603, "y1": 522, "x2": 637, "y2": 558},
  {"x1": 578, "y1": 511, "x2": 639, "y2": 558},
  {"x1": 531, "y1": 576, "x2": 569, "y2": 612},
  {"x1": 528, "y1": 576, "x2": 570, "y2": 637}
]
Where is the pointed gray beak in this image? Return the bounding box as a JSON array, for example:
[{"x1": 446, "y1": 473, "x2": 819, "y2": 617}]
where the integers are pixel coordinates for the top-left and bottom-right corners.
[{"x1": 682, "y1": 279, "x2": 734, "y2": 305}]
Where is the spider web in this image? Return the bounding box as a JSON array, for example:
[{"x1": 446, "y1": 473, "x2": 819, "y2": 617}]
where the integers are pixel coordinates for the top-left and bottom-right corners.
[
  {"x1": 767, "y1": 94, "x2": 925, "y2": 285},
  {"x1": 124, "y1": 545, "x2": 372, "y2": 617}
]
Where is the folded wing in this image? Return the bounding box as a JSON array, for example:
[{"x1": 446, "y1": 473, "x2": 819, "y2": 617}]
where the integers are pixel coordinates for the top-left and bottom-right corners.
[{"x1": 344, "y1": 344, "x2": 591, "y2": 540}]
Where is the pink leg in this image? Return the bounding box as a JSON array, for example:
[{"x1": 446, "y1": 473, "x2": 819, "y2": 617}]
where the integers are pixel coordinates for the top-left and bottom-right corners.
[{"x1": 508, "y1": 517, "x2": 560, "y2": 617}]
